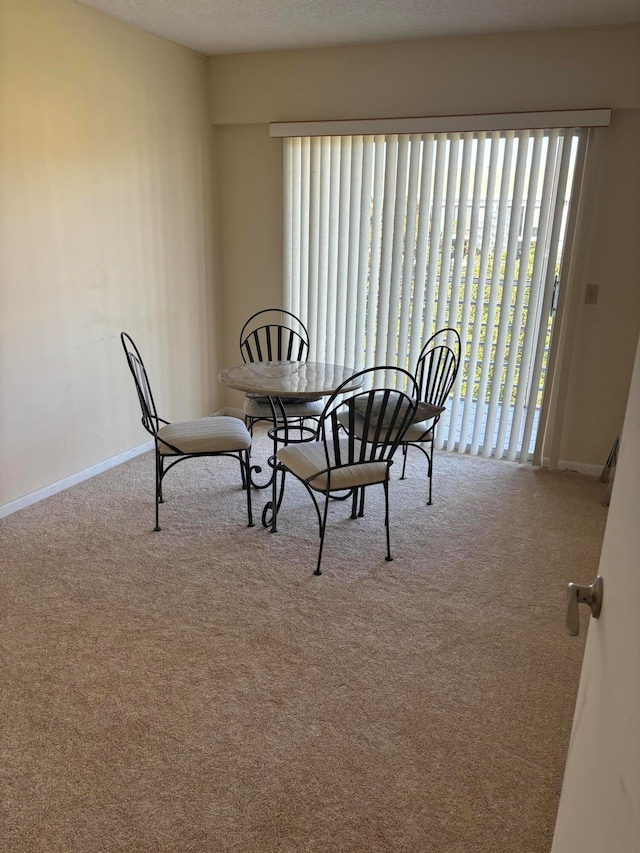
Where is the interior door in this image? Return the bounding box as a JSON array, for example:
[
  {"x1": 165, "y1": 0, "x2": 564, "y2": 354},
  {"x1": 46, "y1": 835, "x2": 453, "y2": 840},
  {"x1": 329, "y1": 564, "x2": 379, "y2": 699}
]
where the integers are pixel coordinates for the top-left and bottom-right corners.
[{"x1": 551, "y1": 336, "x2": 640, "y2": 852}]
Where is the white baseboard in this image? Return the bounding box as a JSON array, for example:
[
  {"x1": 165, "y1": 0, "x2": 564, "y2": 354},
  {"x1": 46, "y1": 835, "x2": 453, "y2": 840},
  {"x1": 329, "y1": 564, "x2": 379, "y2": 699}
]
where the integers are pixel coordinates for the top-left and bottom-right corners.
[
  {"x1": 559, "y1": 460, "x2": 602, "y2": 477},
  {"x1": 550, "y1": 459, "x2": 602, "y2": 477},
  {"x1": 0, "y1": 440, "x2": 154, "y2": 520}
]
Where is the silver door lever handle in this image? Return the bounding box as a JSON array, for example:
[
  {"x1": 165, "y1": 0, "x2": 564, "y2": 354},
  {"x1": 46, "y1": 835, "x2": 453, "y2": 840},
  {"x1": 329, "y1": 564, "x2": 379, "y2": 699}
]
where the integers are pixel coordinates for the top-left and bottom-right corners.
[{"x1": 566, "y1": 575, "x2": 603, "y2": 636}]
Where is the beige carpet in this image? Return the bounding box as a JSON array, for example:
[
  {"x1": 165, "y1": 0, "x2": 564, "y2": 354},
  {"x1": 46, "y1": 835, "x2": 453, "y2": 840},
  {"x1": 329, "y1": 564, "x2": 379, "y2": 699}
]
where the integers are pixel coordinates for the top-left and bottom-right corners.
[{"x1": 0, "y1": 428, "x2": 607, "y2": 852}]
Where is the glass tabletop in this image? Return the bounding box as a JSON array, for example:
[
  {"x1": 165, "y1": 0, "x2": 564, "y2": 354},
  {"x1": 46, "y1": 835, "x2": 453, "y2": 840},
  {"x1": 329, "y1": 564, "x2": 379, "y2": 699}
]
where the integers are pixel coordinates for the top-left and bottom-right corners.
[{"x1": 219, "y1": 360, "x2": 364, "y2": 399}]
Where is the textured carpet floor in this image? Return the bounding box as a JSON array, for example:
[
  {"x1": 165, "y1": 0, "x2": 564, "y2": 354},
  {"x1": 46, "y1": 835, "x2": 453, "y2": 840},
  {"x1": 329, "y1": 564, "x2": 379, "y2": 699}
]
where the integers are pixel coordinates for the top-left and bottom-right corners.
[{"x1": 0, "y1": 429, "x2": 607, "y2": 852}]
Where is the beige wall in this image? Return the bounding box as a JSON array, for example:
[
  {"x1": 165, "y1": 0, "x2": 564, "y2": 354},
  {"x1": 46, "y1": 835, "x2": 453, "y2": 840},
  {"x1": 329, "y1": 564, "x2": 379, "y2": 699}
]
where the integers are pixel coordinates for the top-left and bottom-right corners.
[
  {"x1": 0, "y1": 0, "x2": 219, "y2": 506},
  {"x1": 215, "y1": 122, "x2": 283, "y2": 389},
  {"x1": 209, "y1": 25, "x2": 640, "y2": 467}
]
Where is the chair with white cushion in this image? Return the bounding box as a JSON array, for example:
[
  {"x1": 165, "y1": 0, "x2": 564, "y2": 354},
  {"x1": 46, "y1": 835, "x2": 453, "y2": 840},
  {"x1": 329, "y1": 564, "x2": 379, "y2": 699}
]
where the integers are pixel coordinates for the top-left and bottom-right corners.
[
  {"x1": 274, "y1": 366, "x2": 419, "y2": 576},
  {"x1": 121, "y1": 332, "x2": 253, "y2": 531},
  {"x1": 399, "y1": 327, "x2": 461, "y2": 504}
]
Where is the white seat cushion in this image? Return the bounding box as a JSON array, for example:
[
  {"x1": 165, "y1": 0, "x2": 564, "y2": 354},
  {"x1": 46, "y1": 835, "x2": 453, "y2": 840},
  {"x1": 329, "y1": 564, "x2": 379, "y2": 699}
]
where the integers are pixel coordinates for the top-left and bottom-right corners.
[
  {"x1": 337, "y1": 410, "x2": 437, "y2": 444},
  {"x1": 277, "y1": 438, "x2": 389, "y2": 491},
  {"x1": 244, "y1": 396, "x2": 323, "y2": 419},
  {"x1": 157, "y1": 416, "x2": 251, "y2": 455},
  {"x1": 398, "y1": 421, "x2": 435, "y2": 443},
  {"x1": 352, "y1": 396, "x2": 444, "y2": 427}
]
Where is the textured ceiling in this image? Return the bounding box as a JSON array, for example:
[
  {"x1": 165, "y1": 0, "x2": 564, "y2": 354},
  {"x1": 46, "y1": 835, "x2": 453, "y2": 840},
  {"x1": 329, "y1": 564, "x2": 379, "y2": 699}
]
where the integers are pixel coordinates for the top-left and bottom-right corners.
[{"x1": 75, "y1": 0, "x2": 640, "y2": 56}]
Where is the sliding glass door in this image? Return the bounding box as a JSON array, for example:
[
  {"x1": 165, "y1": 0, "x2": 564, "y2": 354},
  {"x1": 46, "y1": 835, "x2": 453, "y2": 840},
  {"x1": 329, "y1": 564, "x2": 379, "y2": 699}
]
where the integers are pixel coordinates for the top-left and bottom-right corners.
[{"x1": 282, "y1": 124, "x2": 585, "y2": 462}]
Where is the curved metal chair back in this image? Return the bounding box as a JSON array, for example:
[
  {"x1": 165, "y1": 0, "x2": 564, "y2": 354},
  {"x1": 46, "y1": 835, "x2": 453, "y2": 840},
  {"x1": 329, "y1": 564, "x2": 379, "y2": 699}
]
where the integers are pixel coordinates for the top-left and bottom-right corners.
[
  {"x1": 399, "y1": 327, "x2": 462, "y2": 505},
  {"x1": 121, "y1": 331, "x2": 161, "y2": 436},
  {"x1": 240, "y1": 308, "x2": 310, "y2": 364},
  {"x1": 321, "y1": 366, "x2": 420, "y2": 472},
  {"x1": 274, "y1": 365, "x2": 419, "y2": 575},
  {"x1": 415, "y1": 327, "x2": 461, "y2": 412}
]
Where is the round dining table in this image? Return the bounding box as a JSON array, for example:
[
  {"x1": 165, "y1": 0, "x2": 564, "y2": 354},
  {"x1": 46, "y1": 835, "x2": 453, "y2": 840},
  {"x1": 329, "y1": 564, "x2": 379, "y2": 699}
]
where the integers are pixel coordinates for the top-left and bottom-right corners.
[{"x1": 219, "y1": 360, "x2": 365, "y2": 530}]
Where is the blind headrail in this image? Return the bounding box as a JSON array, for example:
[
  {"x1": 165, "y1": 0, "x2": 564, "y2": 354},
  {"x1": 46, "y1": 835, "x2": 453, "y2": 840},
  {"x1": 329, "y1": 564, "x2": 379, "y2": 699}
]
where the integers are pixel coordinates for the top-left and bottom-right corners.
[{"x1": 270, "y1": 109, "x2": 611, "y2": 138}]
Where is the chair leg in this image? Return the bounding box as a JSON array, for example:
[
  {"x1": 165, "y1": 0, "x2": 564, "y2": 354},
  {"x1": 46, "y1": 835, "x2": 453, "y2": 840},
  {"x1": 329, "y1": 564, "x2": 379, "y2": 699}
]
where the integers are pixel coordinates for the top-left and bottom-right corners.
[
  {"x1": 427, "y1": 441, "x2": 434, "y2": 506},
  {"x1": 383, "y1": 479, "x2": 392, "y2": 561},
  {"x1": 158, "y1": 455, "x2": 165, "y2": 503},
  {"x1": 350, "y1": 488, "x2": 358, "y2": 519},
  {"x1": 358, "y1": 487, "x2": 366, "y2": 518},
  {"x1": 154, "y1": 450, "x2": 162, "y2": 532},
  {"x1": 244, "y1": 450, "x2": 254, "y2": 527},
  {"x1": 245, "y1": 417, "x2": 255, "y2": 462},
  {"x1": 400, "y1": 444, "x2": 408, "y2": 479},
  {"x1": 314, "y1": 495, "x2": 331, "y2": 576}
]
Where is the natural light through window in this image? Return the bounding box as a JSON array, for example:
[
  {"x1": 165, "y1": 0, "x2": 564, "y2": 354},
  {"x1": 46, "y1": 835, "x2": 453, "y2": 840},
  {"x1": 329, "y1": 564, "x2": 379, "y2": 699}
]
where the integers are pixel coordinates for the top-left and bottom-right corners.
[{"x1": 281, "y1": 123, "x2": 585, "y2": 461}]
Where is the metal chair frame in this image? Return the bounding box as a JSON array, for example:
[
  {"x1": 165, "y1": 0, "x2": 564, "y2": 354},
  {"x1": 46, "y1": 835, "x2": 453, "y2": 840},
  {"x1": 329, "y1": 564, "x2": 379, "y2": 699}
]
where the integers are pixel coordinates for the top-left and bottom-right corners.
[
  {"x1": 399, "y1": 327, "x2": 461, "y2": 504},
  {"x1": 240, "y1": 308, "x2": 310, "y2": 365},
  {"x1": 239, "y1": 308, "x2": 324, "y2": 497},
  {"x1": 274, "y1": 366, "x2": 419, "y2": 576},
  {"x1": 121, "y1": 332, "x2": 253, "y2": 531},
  {"x1": 239, "y1": 308, "x2": 320, "y2": 434}
]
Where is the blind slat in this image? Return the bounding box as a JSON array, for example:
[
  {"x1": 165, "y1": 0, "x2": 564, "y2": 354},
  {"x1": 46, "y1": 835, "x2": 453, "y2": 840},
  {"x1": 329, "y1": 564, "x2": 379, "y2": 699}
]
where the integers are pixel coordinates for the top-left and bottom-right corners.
[
  {"x1": 306, "y1": 137, "x2": 321, "y2": 359},
  {"x1": 460, "y1": 131, "x2": 500, "y2": 453},
  {"x1": 365, "y1": 138, "x2": 386, "y2": 369},
  {"x1": 343, "y1": 138, "x2": 362, "y2": 371},
  {"x1": 407, "y1": 136, "x2": 435, "y2": 371},
  {"x1": 374, "y1": 137, "x2": 400, "y2": 365},
  {"x1": 323, "y1": 138, "x2": 341, "y2": 362},
  {"x1": 334, "y1": 137, "x2": 351, "y2": 366},
  {"x1": 482, "y1": 130, "x2": 530, "y2": 457},
  {"x1": 283, "y1": 140, "x2": 293, "y2": 314},
  {"x1": 434, "y1": 135, "x2": 461, "y2": 447},
  {"x1": 397, "y1": 135, "x2": 423, "y2": 371},
  {"x1": 497, "y1": 130, "x2": 544, "y2": 458},
  {"x1": 386, "y1": 135, "x2": 411, "y2": 365},
  {"x1": 421, "y1": 135, "x2": 447, "y2": 346},
  {"x1": 353, "y1": 138, "x2": 374, "y2": 371},
  {"x1": 473, "y1": 131, "x2": 515, "y2": 457},
  {"x1": 450, "y1": 133, "x2": 485, "y2": 452},
  {"x1": 298, "y1": 139, "x2": 310, "y2": 326},
  {"x1": 315, "y1": 138, "x2": 332, "y2": 362},
  {"x1": 435, "y1": 133, "x2": 460, "y2": 338},
  {"x1": 443, "y1": 133, "x2": 472, "y2": 449}
]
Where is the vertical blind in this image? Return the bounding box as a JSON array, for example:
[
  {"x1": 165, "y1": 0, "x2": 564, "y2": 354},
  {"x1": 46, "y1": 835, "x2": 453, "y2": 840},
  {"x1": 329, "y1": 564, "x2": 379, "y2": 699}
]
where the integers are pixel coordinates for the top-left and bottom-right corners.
[{"x1": 283, "y1": 126, "x2": 585, "y2": 461}]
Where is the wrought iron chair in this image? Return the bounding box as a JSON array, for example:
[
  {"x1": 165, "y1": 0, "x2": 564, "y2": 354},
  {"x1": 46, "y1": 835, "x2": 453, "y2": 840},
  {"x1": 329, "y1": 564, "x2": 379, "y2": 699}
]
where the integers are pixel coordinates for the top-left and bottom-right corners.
[
  {"x1": 121, "y1": 332, "x2": 253, "y2": 531},
  {"x1": 399, "y1": 327, "x2": 461, "y2": 504},
  {"x1": 274, "y1": 366, "x2": 419, "y2": 576},
  {"x1": 239, "y1": 308, "x2": 323, "y2": 436}
]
